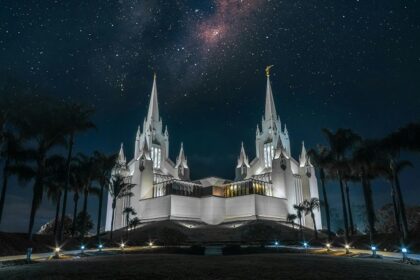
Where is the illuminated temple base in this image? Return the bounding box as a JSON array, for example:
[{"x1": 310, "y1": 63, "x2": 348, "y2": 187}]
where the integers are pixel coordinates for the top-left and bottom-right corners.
[{"x1": 138, "y1": 193, "x2": 288, "y2": 225}]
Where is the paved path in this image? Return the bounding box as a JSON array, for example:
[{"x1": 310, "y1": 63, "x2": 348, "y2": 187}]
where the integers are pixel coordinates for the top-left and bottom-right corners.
[{"x1": 1, "y1": 245, "x2": 419, "y2": 263}]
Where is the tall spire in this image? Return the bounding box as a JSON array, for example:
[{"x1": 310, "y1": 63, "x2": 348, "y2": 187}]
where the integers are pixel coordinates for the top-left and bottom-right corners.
[
  {"x1": 146, "y1": 73, "x2": 159, "y2": 124},
  {"x1": 299, "y1": 141, "x2": 307, "y2": 167},
  {"x1": 117, "y1": 143, "x2": 126, "y2": 164},
  {"x1": 264, "y1": 66, "x2": 278, "y2": 122},
  {"x1": 176, "y1": 142, "x2": 188, "y2": 168},
  {"x1": 237, "y1": 142, "x2": 250, "y2": 168}
]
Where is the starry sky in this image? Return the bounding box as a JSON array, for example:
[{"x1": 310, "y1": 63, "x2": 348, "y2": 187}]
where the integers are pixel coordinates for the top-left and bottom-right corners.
[{"x1": 1, "y1": 0, "x2": 420, "y2": 233}]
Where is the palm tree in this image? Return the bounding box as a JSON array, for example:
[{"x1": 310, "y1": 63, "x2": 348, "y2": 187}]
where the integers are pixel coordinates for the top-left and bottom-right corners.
[
  {"x1": 380, "y1": 124, "x2": 420, "y2": 244},
  {"x1": 92, "y1": 151, "x2": 117, "y2": 244},
  {"x1": 379, "y1": 159, "x2": 412, "y2": 238},
  {"x1": 129, "y1": 217, "x2": 141, "y2": 231},
  {"x1": 352, "y1": 139, "x2": 381, "y2": 245},
  {"x1": 287, "y1": 213, "x2": 297, "y2": 229},
  {"x1": 69, "y1": 159, "x2": 83, "y2": 237},
  {"x1": 303, "y1": 198, "x2": 320, "y2": 239},
  {"x1": 0, "y1": 131, "x2": 28, "y2": 225},
  {"x1": 58, "y1": 103, "x2": 95, "y2": 242},
  {"x1": 307, "y1": 146, "x2": 333, "y2": 241},
  {"x1": 123, "y1": 206, "x2": 136, "y2": 240},
  {"x1": 341, "y1": 164, "x2": 359, "y2": 235},
  {"x1": 389, "y1": 159, "x2": 412, "y2": 243},
  {"x1": 15, "y1": 98, "x2": 67, "y2": 240},
  {"x1": 108, "y1": 174, "x2": 135, "y2": 241},
  {"x1": 293, "y1": 203, "x2": 306, "y2": 241},
  {"x1": 44, "y1": 155, "x2": 67, "y2": 241},
  {"x1": 322, "y1": 128, "x2": 361, "y2": 244},
  {"x1": 74, "y1": 153, "x2": 99, "y2": 239}
]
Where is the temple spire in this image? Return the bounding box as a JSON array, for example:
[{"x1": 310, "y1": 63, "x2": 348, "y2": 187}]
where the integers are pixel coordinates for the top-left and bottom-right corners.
[
  {"x1": 146, "y1": 73, "x2": 160, "y2": 124},
  {"x1": 117, "y1": 143, "x2": 126, "y2": 164},
  {"x1": 264, "y1": 66, "x2": 278, "y2": 122},
  {"x1": 299, "y1": 141, "x2": 308, "y2": 167},
  {"x1": 237, "y1": 142, "x2": 250, "y2": 168},
  {"x1": 176, "y1": 142, "x2": 188, "y2": 168}
]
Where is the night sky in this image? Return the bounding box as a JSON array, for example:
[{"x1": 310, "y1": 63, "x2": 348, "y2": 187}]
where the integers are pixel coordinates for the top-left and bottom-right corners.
[{"x1": 1, "y1": 0, "x2": 420, "y2": 233}]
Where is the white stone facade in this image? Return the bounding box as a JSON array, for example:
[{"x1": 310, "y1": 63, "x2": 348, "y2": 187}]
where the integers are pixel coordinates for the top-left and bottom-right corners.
[{"x1": 105, "y1": 72, "x2": 322, "y2": 231}]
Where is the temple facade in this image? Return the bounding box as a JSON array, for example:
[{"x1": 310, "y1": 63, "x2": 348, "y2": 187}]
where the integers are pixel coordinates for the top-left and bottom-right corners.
[{"x1": 105, "y1": 71, "x2": 321, "y2": 231}]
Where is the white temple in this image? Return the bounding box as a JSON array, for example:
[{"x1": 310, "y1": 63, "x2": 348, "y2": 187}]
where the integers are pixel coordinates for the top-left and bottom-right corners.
[{"x1": 105, "y1": 70, "x2": 321, "y2": 231}]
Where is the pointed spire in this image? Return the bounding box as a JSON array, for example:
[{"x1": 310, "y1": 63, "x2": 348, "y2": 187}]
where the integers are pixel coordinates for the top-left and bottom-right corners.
[
  {"x1": 284, "y1": 124, "x2": 288, "y2": 136},
  {"x1": 146, "y1": 73, "x2": 160, "y2": 124},
  {"x1": 299, "y1": 141, "x2": 307, "y2": 167},
  {"x1": 237, "y1": 142, "x2": 250, "y2": 168},
  {"x1": 117, "y1": 143, "x2": 126, "y2": 164},
  {"x1": 256, "y1": 124, "x2": 260, "y2": 136},
  {"x1": 264, "y1": 68, "x2": 278, "y2": 122},
  {"x1": 164, "y1": 125, "x2": 169, "y2": 137},
  {"x1": 176, "y1": 142, "x2": 188, "y2": 168},
  {"x1": 136, "y1": 125, "x2": 141, "y2": 139},
  {"x1": 264, "y1": 77, "x2": 277, "y2": 121}
]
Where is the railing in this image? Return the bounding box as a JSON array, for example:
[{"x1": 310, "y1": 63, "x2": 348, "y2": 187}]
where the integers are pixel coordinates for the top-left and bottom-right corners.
[
  {"x1": 152, "y1": 178, "x2": 273, "y2": 199},
  {"x1": 222, "y1": 179, "x2": 273, "y2": 198},
  {"x1": 153, "y1": 179, "x2": 202, "y2": 198}
]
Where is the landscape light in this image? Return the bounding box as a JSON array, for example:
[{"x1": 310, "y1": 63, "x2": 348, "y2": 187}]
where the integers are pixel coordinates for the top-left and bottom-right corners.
[
  {"x1": 54, "y1": 247, "x2": 60, "y2": 253},
  {"x1": 148, "y1": 242, "x2": 153, "y2": 247},
  {"x1": 80, "y1": 245, "x2": 85, "y2": 254},
  {"x1": 98, "y1": 244, "x2": 103, "y2": 251},
  {"x1": 326, "y1": 243, "x2": 331, "y2": 251},
  {"x1": 344, "y1": 244, "x2": 350, "y2": 254},
  {"x1": 402, "y1": 247, "x2": 408, "y2": 261},
  {"x1": 371, "y1": 245, "x2": 377, "y2": 257},
  {"x1": 120, "y1": 243, "x2": 125, "y2": 250},
  {"x1": 303, "y1": 242, "x2": 308, "y2": 248},
  {"x1": 274, "y1": 241, "x2": 279, "y2": 246}
]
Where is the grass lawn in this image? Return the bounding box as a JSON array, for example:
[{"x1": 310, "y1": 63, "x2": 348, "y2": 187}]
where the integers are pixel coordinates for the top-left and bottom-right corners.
[{"x1": 1, "y1": 253, "x2": 419, "y2": 279}]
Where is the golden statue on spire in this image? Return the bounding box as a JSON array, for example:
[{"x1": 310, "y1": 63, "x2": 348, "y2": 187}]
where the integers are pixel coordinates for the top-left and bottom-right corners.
[{"x1": 265, "y1": 65, "x2": 274, "y2": 77}]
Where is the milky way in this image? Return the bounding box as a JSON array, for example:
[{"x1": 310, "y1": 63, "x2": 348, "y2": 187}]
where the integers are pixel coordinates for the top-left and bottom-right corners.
[{"x1": 1, "y1": 0, "x2": 420, "y2": 232}]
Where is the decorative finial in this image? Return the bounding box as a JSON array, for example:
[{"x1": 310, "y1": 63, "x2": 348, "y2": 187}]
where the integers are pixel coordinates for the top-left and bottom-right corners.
[
  {"x1": 265, "y1": 65, "x2": 274, "y2": 77},
  {"x1": 153, "y1": 72, "x2": 157, "y2": 79}
]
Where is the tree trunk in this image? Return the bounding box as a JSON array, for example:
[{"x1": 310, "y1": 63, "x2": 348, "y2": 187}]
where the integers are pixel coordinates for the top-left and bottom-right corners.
[
  {"x1": 345, "y1": 181, "x2": 355, "y2": 235},
  {"x1": 80, "y1": 188, "x2": 89, "y2": 239},
  {"x1": 361, "y1": 172, "x2": 375, "y2": 245},
  {"x1": 28, "y1": 156, "x2": 45, "y2": 241},
  {"x1": 338, "y1": 174, "x2": 350, "y2": 244},
  {"x1": 394, "y1": 173, "x2": 409, "y2": 243},
  {"x1": 390, "y1": 181, "x2": 401, "y2": 234},
  {"x1": 298, "y1": 215, "x2": 304, "y2": 241},
  {"x1": 59, "y1": 132, "x2": 74, "y2": 242},
  {"x1": 319, "y1": 169, "x2": 332, "y2": 241},
  {"x1": 110, "y1": 199, "x2": 116, "y2": 241},
  {"x1": 71, "y1": 193, "x2": 79, "y2": 237},
  {"x1": 0, "y1": 158, "x2": 10, "y2": 225},
  {"x1": 28, "y1": 177, "x2": 43, "y2": 240},
  {"x1": 311, "y1": 211, "x2": 318, "y2": 239},
  {"x1": 53, "y1": 191, "x2": 62, "y2": 242},
  {"x1": 96, "y1": 184, "x2": 104, "y2": 244}
]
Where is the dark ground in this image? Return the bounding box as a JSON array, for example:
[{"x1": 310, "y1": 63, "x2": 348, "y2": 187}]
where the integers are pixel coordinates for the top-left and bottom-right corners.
[{"x1": 1, "y1": 253, "x2": 419, "y2": 280}]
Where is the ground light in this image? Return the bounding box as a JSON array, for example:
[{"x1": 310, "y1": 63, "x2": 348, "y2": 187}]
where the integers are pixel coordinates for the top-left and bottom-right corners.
[
  {"x1": 120, "y1": 243, "x2": 125, "y2": 251},
  {"x1": 80, "y1": 245, "x2": 85, "y2": 254},
  {"x1": 371, "y1": 246, "x2": 377, "y2": 257},
  {"x1": 326, "y1": 243, "x2": 331, "y2": 252},
  {"x1": 303, "y1": 242, "x2": 308, "y2": 249},
  {"x1": 148, "y1": 241, "x2": 154, "y2": 247},
  {"x1": 274, "y1": 241, "x2": 279, "y2": 246},
  {"x1": 345, "y1": 244, "x2": 350, "y2": 254},
  {"x1": 98, "y1": 244, "x2": 103, "y2": 252},
  {"x1": 402, "y1": 247, "x2": 408, "y2": 261},
  {"x1": 54, "y1": 247, "x2": 60, "y2": 258}
]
